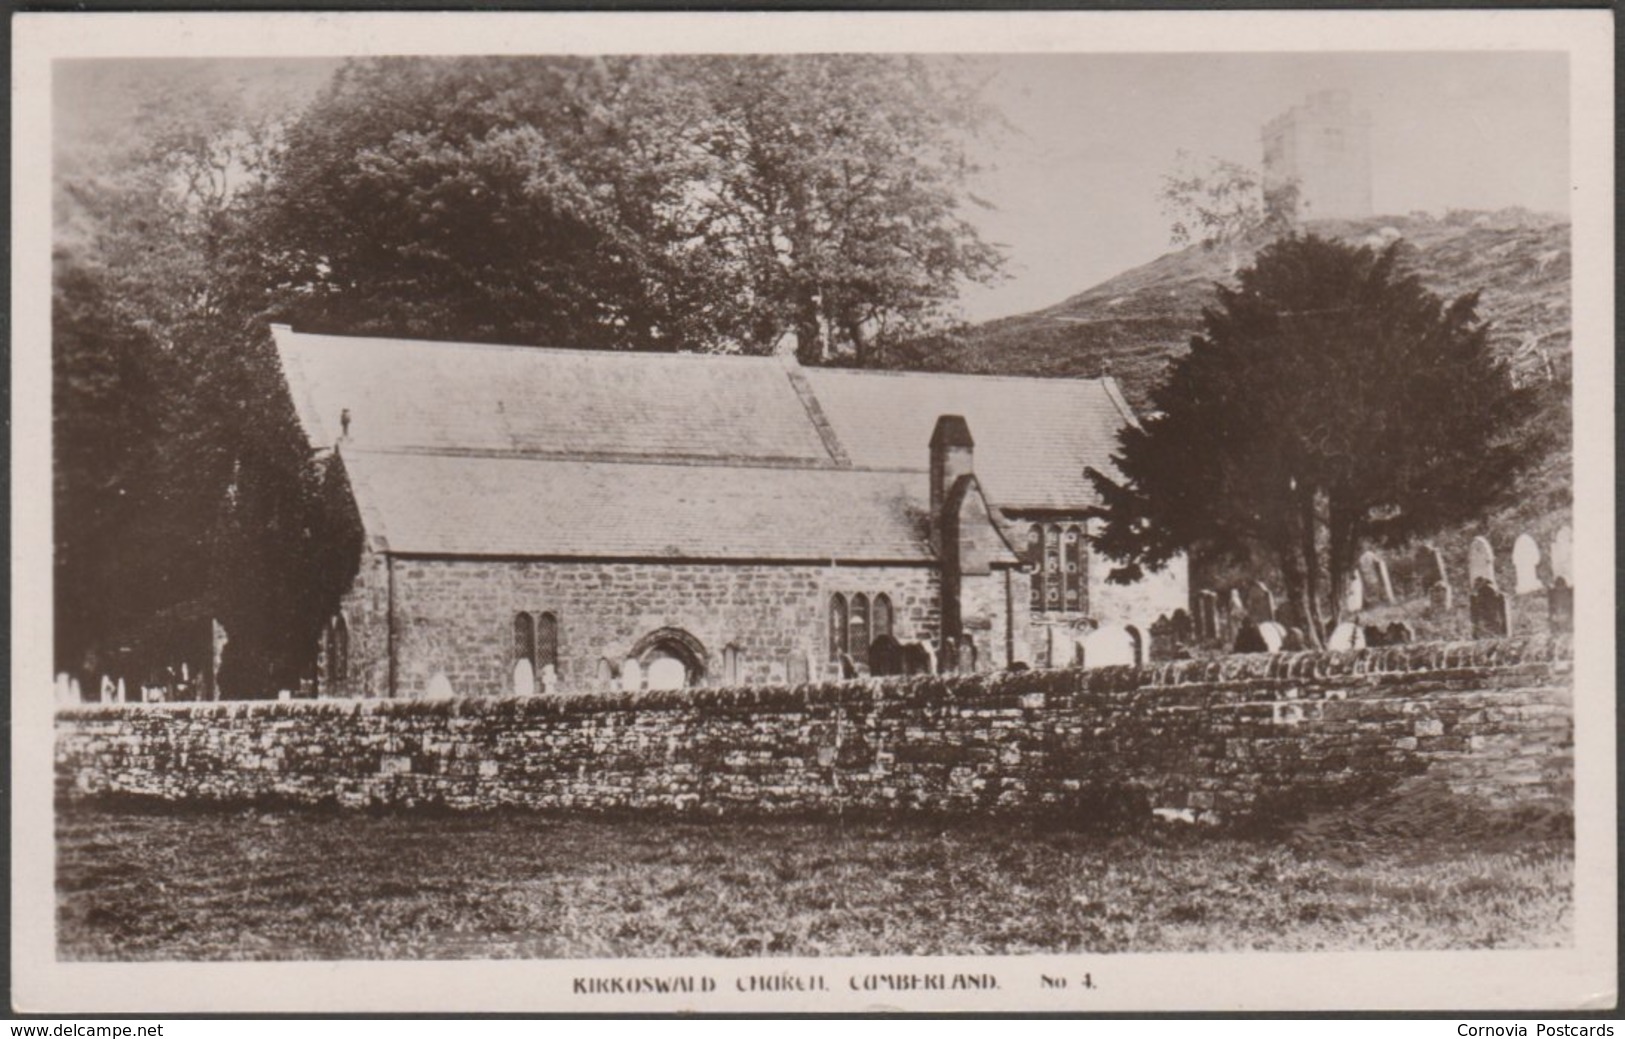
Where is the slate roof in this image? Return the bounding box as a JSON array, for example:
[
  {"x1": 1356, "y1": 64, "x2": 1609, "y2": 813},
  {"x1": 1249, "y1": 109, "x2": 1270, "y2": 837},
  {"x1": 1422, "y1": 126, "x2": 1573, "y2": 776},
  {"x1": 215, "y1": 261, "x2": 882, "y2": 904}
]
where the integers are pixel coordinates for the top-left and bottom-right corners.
[
  {"x1": 274, "y1": 326, "x2": 1134, "y2": 562},
  {"x1": 342, "y1": 452, "x2": 934, "y2": 561},
  {"x1": 800, "y1": 368, "x2": 1134, "y2": 510}
]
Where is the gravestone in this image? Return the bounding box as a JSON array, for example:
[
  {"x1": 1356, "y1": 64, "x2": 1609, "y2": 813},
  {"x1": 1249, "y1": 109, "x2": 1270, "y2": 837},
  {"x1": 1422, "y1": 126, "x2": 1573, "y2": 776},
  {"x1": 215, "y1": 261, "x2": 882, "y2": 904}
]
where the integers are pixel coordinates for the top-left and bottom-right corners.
[
  {"x1": 1363, "y1": 625, "x2": 1389, "y2": 648},
  {"x1": 1082, "y1": 625, "x2": 1136, "y2": 668},
  {"x1": 425, "y1": 672, "x2": 455, "y2": 699},
  {"x1": 1550, "y1": 526, "x2": 1573, "y2": 585},
  {"x1": 1468, "y1": 536, "x2": 1496, "y2": 590},
  {"x1": 1197, "y1": 591, "x2": 1219, "y2": 641},
  {"x1": 1428, "y1": 581, "x2": 1453, "y2": 614},
  {"x1": 1548, "y1": 578, "x2": 1573, "y2": 634},
  {"x1": 920, "y1": 640, "x2": 938, "y2": 675},
  {"x1": 1233, "y1": 625, "x2": 1268, "y2": 654},
  {"x1": 512, "y1": 658, "x2": 536, "y2": 696},
  {"x1": 1149, "y1": 615, "x2": 1176, "y2": 661},
  {"x1": 620, "y1": 658, "x2": 643, "y2": 692},
  {"x1": 899, "y1": 641, "x2": 932, "y2": 676},
  {"x1": 938, "y1": 636, "x2": 958, "y2": 673},
  {"x1": 1358, "y1": 551, "x2": 1396, "y2": 603},
  {"x1": 869, "y1": 635, "x2": 902, "y2": 677},
  {"x1": 1326, "y1": 622, "x2": 1364, "y2": 651},
  {"x1": 1385, "y1": 621, "x2": 1415, "y2": 645},
  {"x1": 838, "y1": 653, "x2": 859, "y2": 680},
  {"x1": 596, "y1": 658, "x2": 616, "y2": 689},
  {"x1": 1417, "y1": 545, "x2": 1449, "y2": 600},
  {"x1": 1512, "y1": 534, "x2": 1542, "y2": 594},
  {"x1": 1470, "y1": 579, "x2": 1512, "y2": 638},
  {"x1": 1226, "y1": 589, "x2": 1246, "y2": 633},
  {"x1": 1010, "y1": 638, "x2": 1033, "y2": 669},
  {"x1": 1256, "y1": 621, "x2": 1286, "y2": 653},
  {"x1": 1170, "y1": 609, "x2": 1193, "y2": 647},
  {"x1": 1280, "y1": 627, "x2": 1308, "y2": 651},
  {"x1": 1342, "y1": 572, "x2": 1364, "y2": 614},
  {"x1": 540, "y1": 663, "x2": 559, "y2": 695},
  {"x1": 956, "y1": 639, "x2": 978, "y2": 673},
  {"x1": 647, "y1": 656, "x2": 686, "y2": 690},
  {"x1": 1244, "y1": 582, "x2": 1277, "y2": 624}
]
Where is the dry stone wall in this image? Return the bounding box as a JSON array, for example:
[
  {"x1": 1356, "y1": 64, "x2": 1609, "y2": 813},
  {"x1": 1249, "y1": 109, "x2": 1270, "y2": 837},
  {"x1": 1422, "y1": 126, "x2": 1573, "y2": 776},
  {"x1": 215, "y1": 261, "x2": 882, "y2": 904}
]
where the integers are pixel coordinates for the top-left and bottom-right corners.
[{"x1": 57, "y1": 637, "x2": 1572, "y2": 821}]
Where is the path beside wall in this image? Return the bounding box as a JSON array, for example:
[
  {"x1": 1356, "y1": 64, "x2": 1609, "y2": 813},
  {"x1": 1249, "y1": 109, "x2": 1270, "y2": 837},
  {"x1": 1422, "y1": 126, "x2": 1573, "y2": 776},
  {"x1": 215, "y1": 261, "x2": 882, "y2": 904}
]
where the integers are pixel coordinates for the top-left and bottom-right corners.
[{"x1": 56, "y1": 637, "x2": 1572, "y2": 821}]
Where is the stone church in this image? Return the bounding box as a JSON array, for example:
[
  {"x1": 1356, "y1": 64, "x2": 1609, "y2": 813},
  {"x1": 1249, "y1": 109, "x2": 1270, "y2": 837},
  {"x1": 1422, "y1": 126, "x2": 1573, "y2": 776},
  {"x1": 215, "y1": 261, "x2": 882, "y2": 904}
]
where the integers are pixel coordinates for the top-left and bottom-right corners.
[{"x1": 273, "y1": 325, "x2": 1187, "y2": 697}]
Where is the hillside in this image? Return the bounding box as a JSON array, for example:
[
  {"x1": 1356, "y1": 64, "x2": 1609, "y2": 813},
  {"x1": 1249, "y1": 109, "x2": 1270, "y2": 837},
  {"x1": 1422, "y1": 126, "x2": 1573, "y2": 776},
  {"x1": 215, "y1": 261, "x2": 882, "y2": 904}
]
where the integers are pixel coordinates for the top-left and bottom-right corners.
[{"x1": 890, "y1": 209, "x2": 1574, "y2": 635}]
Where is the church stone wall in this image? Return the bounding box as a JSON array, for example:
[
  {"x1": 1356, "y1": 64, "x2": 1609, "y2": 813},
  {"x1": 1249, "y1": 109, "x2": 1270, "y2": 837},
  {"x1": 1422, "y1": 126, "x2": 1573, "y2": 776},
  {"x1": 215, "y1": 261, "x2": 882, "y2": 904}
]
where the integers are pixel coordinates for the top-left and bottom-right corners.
[
  {"x1": 57, "y1": 637, "x2": 1572, "y2": 821},
  {"x1": 373, "y1": 557, "x2": 944, "y2": 697}
]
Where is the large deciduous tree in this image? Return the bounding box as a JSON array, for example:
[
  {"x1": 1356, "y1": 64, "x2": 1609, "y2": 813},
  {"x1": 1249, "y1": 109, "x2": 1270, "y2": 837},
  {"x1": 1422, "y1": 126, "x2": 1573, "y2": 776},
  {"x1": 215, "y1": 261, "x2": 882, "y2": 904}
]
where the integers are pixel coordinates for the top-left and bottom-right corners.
[{"x1": 1085, "y1": 234, "x2": 1542, "y2": 646}]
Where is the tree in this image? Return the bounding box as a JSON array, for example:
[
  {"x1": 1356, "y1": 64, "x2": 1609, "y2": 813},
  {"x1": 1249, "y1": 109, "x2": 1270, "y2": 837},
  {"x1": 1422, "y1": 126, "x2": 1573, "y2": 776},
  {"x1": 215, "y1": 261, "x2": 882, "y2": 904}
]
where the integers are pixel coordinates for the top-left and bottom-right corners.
[
  {"x1": 1159, "y1": 151, "x2": 1298, "y2": 273},
  {"x1": 1085, "y1": 234, "x2": 1543, "y2": 646}
]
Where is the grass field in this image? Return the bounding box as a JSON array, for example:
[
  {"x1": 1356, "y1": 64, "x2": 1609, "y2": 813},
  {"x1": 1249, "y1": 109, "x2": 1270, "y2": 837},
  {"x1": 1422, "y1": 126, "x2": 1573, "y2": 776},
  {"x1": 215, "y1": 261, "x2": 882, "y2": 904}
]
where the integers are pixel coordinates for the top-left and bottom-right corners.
[{"x1": 57, "y1": 800, "x2": 1571, "y2": 960}]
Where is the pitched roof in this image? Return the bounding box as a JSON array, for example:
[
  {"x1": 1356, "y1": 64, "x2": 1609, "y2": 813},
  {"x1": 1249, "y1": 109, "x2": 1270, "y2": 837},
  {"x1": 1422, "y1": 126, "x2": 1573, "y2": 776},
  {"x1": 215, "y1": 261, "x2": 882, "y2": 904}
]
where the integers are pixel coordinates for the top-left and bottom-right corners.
[
  {"x1": 800, "y1": 367, "x2": 1134, "y2": 510},
  {"x1": 274, "y1": 327, "x2": 838, "y2": 466},
  {"x1": 274, "y1": 325, "x2": 1132, "y2": 561},
  {"x1": 342, "y1": 451, "x2": 935, "y2": 562}
]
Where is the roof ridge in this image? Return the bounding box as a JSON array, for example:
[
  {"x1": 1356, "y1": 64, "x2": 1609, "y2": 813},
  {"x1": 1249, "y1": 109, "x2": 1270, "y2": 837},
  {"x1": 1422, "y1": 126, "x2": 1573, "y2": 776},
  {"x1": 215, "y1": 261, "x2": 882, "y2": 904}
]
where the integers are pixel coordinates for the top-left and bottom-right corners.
[
  {"x1": 805, "y1": 365, "x2": 1113, "y2": 388},
  {"x1": 344, "y1": 446, "x2": 927, "y2": 476},
  {"x1": 273, "y1": 325, "x2": 783, "y2": 364}
]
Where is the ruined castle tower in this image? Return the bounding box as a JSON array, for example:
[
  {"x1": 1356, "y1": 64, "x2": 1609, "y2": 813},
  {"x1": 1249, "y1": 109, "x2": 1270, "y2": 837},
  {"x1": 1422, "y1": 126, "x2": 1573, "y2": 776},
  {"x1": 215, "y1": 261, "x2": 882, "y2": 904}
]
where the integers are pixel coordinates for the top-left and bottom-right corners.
[{"x1": 1261, "y1": 89, "x2": 1373, "y2": 222}]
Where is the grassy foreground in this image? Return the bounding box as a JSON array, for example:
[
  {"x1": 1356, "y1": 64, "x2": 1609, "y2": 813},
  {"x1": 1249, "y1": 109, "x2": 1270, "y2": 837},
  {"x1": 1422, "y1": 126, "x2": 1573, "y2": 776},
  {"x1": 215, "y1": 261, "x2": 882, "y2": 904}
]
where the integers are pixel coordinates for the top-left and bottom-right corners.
[{"x1": 57, "y1": 802, "x2": 1571, "y2": 960}]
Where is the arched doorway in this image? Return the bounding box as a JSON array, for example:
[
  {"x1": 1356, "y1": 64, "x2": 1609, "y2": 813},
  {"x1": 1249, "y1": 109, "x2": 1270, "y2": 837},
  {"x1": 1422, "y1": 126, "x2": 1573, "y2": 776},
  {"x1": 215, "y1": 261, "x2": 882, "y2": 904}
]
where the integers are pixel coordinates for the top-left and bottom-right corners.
[{"x1": 629, "y1": 628, "x2": 708, "y2": 690}]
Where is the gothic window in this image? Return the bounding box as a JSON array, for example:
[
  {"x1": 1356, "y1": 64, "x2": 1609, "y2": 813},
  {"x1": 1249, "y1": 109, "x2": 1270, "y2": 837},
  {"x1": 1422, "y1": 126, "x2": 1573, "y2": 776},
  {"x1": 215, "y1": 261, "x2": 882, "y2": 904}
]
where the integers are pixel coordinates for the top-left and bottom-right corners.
[
  {"x1": 537, "y1": 612, "x2": 559, "y2": 673},
  {"x1": 1045, "y1": 523, "x2": 1064, "y2": 611},
  {"x1": 513, "y1": 612, "x2": 536, "y2": 666},
  {"x1": 1063, "y1": 524, "x2": 1085, "y2": 611},
  {"x1": 872, "y1": 594, "x2": 894, "y2": 641},
  {"x1": 1028, "y1": 526, "x2": 1044, "y2": 610},
  {"x1": 829, "y1": 593, "x2": 848, "y2": 662},
  {"x1": 850, "y1": 593, "x2": 870, "y2": 667}
]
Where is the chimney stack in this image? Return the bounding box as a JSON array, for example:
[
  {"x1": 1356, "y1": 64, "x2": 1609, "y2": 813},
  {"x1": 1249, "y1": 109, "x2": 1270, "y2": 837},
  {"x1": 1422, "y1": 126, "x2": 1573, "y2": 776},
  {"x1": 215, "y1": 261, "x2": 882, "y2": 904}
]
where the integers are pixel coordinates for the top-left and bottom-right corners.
[{"x1": 929, "y1": 414, "x2": 975, "y2": 524}]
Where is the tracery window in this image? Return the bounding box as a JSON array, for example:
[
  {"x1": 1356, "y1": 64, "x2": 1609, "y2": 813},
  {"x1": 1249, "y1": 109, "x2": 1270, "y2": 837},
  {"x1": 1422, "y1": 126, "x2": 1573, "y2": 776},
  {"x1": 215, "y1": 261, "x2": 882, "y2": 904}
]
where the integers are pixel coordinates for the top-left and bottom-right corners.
[
  {"x1": 1028, "y1": 523, "x2": 1087, "y2": 614},
  {"x1": 872, "y1": 594, "x2": 894, "y2": 641},
  {"x1": 537, "y1": 612, "x2": 559, "y2": 672},
  {"x1": 850, "y1": 593, "x2": 870, "y2": 667}
]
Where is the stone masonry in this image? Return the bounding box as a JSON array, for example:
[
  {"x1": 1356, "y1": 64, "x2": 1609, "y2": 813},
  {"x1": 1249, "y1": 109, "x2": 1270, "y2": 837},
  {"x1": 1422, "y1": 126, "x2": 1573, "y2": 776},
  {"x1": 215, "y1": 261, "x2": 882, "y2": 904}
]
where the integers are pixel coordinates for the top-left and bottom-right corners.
[{"x1": 61, "y1": 637, "x2": 1572, "y2": 821}]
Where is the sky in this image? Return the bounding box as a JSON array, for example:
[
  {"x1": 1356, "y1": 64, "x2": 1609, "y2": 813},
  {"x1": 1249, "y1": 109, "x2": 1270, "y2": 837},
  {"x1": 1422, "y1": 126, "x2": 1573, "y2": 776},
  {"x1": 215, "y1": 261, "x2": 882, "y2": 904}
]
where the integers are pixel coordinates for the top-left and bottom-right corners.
[{"x1": 55, "y1": 51, "x2": 1570, "y2": 324}]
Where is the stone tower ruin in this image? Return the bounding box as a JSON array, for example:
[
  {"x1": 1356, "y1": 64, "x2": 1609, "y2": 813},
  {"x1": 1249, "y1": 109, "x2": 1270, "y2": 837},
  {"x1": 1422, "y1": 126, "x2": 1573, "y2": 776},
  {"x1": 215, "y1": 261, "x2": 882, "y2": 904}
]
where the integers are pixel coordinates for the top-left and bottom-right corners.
[{"x1": 1261, "y1": 89, "x2": 1373, "y2": 221}]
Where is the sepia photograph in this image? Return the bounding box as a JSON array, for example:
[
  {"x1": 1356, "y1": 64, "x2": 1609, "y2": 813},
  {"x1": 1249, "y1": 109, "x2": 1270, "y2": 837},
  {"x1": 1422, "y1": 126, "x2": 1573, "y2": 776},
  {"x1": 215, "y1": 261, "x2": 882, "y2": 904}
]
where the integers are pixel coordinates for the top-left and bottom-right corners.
[{"x1": 13, "y1": 9, "x2": 1615, "y2": 1014}]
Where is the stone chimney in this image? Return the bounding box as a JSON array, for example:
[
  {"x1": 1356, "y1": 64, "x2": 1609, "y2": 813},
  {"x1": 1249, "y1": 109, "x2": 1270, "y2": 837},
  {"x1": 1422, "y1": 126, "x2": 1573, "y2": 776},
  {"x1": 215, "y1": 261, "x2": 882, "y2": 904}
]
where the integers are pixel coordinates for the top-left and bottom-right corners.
[{"x1": 929, "y1": 414, "x2": 975, "y2": 525}]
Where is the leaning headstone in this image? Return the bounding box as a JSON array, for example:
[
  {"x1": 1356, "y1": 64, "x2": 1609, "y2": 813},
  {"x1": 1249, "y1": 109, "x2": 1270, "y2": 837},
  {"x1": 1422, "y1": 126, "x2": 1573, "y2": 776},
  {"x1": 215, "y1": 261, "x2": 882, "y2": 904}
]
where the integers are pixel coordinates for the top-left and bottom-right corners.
[
  {"x1": 1548, "y1": 578, "x2": 1574, "y2": 634},
  {"x1": 1197, "y1": 590, "x2": 1219, "y2": 641},
  {"x1": 1468, "y1": 536, "x2": 1496, "y2": 590},
  {"x1": 425, "y1": 672, "x2": 455, "y2": 699},
  {"x1": 1512, "y1": 534, "x2": 1542, "y2": 594},
  {"x1": 1550, "y1": 526, "x2": 1573, "y2": 585},
  {"x1": 1342, "y1": 572, "x2": 1365, "y2": 614},
  {"x1": 1470, "y1": 579, "x2": 1512, "y2": 638},
  {"x1": 1256, "y1": 621, "x2": 1286, "y2": 653},
  {"x1": 1244, "y1": 582, "x2": 1276, "y2": 624},
  {"x1": 1326, "y1": 622, "x2": 1365, "y2": 651},
  {"x1": 1428, "y1": 580, "x2": 1453, "y2": 614},
  {"x1": 1358, "y1": 551, "x2": 1396, "y2": 603},
  {"x1": 869, "y1": 635, "x2": 902, "y2": 677}
]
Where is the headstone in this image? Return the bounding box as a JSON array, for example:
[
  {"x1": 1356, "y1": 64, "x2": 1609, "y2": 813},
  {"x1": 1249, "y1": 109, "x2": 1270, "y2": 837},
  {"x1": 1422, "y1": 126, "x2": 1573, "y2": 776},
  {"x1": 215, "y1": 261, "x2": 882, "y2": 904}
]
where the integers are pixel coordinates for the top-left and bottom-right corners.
[
  {"x1": 1149, "y1": 615, "x2": 1176, "y2": 661},
  {"x1": 425, "y1": 672, "x2": 455, "y2": 699},
  {"x1": 1233, "y1": 625, "x2": 1268, "y2": 654},
  {"x1": 1326, "y1": 622, "x2": 1364, "y2": 651},
  {"x1": 1256, "y1": 621, "x2": 1286, "y2": 653},
  {"x1": 1358, "y1": 551, "x2": 1396, "y2": 603},
  {"x1": 646, "y1": 657, "x2": 685, "y2": 690},
  {"x1": 620, "y1": 658, "x2": 643, "y2": 692},
  {"x1": 1363, "y1": 625, "x2": 1387, "y2": 648},
  {"x1": 1010, "y1": 638, "x2": 1033, "y2": 669},
  {"x1": 98, "y1": 675, "x2": 114, "y2": 703},
  {"x1": 1548, "y1": 578, "x2": 1574, "y2": 634},
  {"x1": 540, "y1": 663, "x2": 559, "y2": 695},
  {"x1": 1384, "y1": 621, "x2": 1415, "y2": 645},
  {"x1": 1197, "y1": 591, "x2": 1219, "y2": 641},
  {"x1": 54, "y1": 673, "x2": 73, "y2": 705},
  {"x1": 1416, "y1": 545, "x2": 1449, "y2": 600},
  {"x1": 116, "y1": 678, "x2": 127, "y2": 704},
  {"x1": 956, "y1": 639, "x2": 977, "y2": 673},
  {"x1": 1170, "y1": 609, "x2": 1193, "y2": 647},
  {"x1": 920, "y1": 640, "x2": 938, "y2": 675},
  {"x1": 1470, "y1": 579, "x2": 1512, "y2": 639},
  {"x1": 1342, "y1": 571, "x2": 1364, "y2": 614},
  {"x1": 512, "y1": 658, "x2": 536, "y2": 697},
  {"x1": 1226, "y1": 589, "x2": 1246, "y2": 634},
  {"x1": 1512, "y1": 534, "x2": 1542, "y2": 594},
  {"x1": 869, "y1": 635, "x2": 903, "y2": 677},
  {"x1": 1468, "y1": 536, "x2": 1496, "y2": 590},
  {"x1": 1244, "y1": 582, "x2": 1277, "y2": 624},
  {"x1": 1082, "y1": 625, "x2": 1136, "y2": 668},
  {"x1": 838, "y1": 653, "x2": 860, "y2": 680},
  {"x1": 595, "y1": 658, "x2": 616, "y2": 689},
  {"x1": 900, "y1": 641, "x2": 932, "y2": 676},
  {"x1": 1550, "y1": 526, "x2": 1573, "y2": 585},
  {"x1": 1280, "y1": 627, "x2": 1308, "y2": 651},
  {"x1": 1428, "y1": 581, "x2": 1453, "y2": 613}
]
